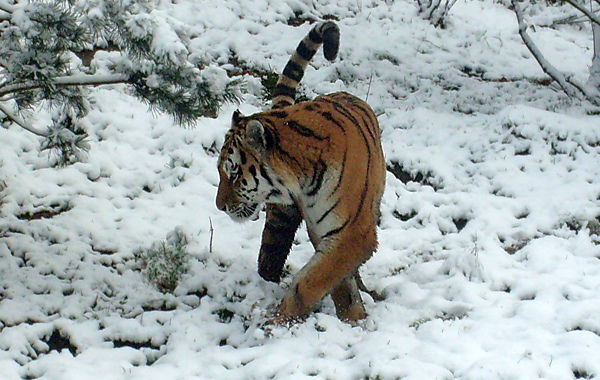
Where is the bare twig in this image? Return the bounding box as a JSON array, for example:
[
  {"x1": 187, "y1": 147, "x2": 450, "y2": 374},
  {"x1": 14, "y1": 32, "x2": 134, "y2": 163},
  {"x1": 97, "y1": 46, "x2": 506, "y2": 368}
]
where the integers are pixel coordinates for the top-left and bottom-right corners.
[
  {"x1": 208, "y1": 217, "x2": 214, "y2": 253},
  {"x1": 548, "y1": 13, "x2": 589, "y2": 27},
  {"x1": 562, "y1": 0, "x2": 600, "y2": 26},
  {"x1": 365, "y1": 70, "x2": 374, "y2": 102}
]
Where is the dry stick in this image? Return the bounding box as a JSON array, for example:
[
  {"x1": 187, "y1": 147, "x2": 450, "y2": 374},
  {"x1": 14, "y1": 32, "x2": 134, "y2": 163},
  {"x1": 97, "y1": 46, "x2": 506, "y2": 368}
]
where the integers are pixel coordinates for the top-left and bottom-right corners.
[
  {"x1": 209, "y1": 217, "x2": 214, "y2": 254},
  {"x1": 365, "y1": 70, "x2": 374, "y2": 102}
]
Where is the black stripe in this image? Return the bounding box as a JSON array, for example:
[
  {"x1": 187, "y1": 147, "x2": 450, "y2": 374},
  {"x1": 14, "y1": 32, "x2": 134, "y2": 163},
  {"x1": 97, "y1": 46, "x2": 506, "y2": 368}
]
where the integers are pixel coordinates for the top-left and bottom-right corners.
[
  {"x1": 330, "y1": 147, "x2": 347, "y2": 195},
  {"x1": 320, "y1": 97, "x2": 374, "y2": 228},
  {"x1": 308, "y1": 27, "x2": 323, "y2": 44},
  {"x1": 249, "y1": 165, "x2": 257, "y2": 177},
  {"x1": 320, "y1": 110, "x2": 348, "y2": 197},
  {"x1": 286, "y1": 120, "x2": 325, "y2": 140},
  {"x1": 307, "y1": 158, "x2": 327, "y2": 197},
  {"x1": 267, "y1": 189, "x2": 282, "y2": 199},
  {"x1": 282, "y1": 61, "x2": 305, "y2": 83},
  {"x1": 316, "y1": 198, "x2": 341, "y2": 224},
  {"x1": 353, "y1": 100, "x2": 378, "y2": 126},
  {"x1": 297, "y1": 41, "x2": 317, "y2": 61},
  {"x1": 272, "y1": 83, "x2": 296, "y2": 99},
  {"x1": 259, "y1": 165, "x2": 274, "y2": 186},
  {"x1": 272, "y1": 100, "x2": 293, "y2": 109},
  {"x1": 320, "y1": 110, "x2": 346, "y2": 131},
  {"x1": 260, "y1": 119, "x2": 303, "y2": 168},
  {"x1": 269, "y1": 110, "x2": 289, "y2": 118},
  {"x1": 324, "y1": 97, "x2": 378, "y2": 148},
  {"x1": 322, "y1": 220, "x2": 348, "y2": 240},
  {"x1": 352, "y1": 102, "x2": 379, "y2": 146}
]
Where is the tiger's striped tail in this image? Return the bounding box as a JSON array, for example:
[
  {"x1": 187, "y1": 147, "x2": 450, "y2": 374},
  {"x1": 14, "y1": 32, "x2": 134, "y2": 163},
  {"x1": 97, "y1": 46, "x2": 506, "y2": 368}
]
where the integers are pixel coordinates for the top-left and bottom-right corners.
[{"x1": 271, "y1": 21, "x2": 340, "y2": 109}]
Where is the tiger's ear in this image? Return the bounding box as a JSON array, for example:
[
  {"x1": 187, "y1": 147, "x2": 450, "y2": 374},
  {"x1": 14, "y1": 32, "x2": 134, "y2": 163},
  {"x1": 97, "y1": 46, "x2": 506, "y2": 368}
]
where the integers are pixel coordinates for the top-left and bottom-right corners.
[
  {"x1": 245, "y1": 120, "x2": 273, "y2": 156},
  {"x1": 232, "y1": 110, "x2": 244, "y2": 125}
]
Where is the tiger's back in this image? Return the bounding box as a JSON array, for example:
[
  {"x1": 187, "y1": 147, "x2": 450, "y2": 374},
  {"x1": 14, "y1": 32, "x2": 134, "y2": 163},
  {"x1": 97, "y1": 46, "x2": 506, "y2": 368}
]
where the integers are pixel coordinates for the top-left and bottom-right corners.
[{"x1": 255, "y1": 92, "x2": 385, "y2": 241}]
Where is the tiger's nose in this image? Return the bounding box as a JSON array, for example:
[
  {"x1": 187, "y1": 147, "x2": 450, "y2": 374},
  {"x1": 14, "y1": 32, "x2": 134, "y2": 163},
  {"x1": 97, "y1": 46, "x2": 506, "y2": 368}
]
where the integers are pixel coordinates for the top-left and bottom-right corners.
[{"x1": 216, "y1": 197, "x2": 226, "y2": 212}]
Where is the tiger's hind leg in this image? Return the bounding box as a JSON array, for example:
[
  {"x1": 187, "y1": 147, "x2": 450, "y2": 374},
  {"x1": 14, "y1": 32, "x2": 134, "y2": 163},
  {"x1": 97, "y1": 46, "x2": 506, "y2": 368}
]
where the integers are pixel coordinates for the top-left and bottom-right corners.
[
  {"x1": 355, "y1": 271, "x2": 385, "y2": 302},
  {"x1": 331, "y1": 273, "x2": 366, "y2": 322},
  {"x1": 258, "y1": 203, "x2": 302, "y2": 283}
]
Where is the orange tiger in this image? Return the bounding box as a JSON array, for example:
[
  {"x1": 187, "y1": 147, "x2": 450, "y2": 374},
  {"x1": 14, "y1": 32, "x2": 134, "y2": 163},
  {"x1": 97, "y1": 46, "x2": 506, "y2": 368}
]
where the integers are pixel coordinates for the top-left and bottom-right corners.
[{"x1": 216, "y1": 21, "x2": 386, "y2": 323}]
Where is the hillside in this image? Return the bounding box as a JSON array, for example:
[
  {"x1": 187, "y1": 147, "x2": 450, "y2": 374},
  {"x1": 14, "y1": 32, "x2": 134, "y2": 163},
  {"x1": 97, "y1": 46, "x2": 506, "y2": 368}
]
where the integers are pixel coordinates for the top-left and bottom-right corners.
[{"x1": 1, "y1": 0, "x2": 600, "y2": 379}]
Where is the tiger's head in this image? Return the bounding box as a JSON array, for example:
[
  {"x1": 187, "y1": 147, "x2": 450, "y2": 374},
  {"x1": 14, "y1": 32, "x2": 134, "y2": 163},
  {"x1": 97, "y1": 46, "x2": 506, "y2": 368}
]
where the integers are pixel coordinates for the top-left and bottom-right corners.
[{"x1": 216, "y1": 110, "x2": 284, "y2": 222}]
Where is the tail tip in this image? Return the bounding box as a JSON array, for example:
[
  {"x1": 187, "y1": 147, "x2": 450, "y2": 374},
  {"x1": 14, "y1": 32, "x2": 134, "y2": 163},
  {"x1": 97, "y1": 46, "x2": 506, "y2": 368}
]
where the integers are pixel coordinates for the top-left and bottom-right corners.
[{"x1": 321, "y1": 21, "x2": 340, "y2": 61}]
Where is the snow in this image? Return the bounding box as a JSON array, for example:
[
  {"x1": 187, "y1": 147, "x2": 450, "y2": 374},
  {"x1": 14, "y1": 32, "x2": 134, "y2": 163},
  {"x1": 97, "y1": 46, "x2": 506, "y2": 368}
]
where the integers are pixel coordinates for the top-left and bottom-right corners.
[{"x1": 2, "y1": 0, "x2": 600, "y2": 379}]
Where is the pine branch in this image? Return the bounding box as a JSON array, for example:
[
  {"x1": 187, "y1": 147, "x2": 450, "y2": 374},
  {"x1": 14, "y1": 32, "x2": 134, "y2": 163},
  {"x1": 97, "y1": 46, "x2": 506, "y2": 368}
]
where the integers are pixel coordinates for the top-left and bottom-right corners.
[
  {"x1": 0, "y1": 102, "x2": 48, "y2": 137},
  {"x1": 0, "y1": 73, "x2": 130, "y2": 98}
]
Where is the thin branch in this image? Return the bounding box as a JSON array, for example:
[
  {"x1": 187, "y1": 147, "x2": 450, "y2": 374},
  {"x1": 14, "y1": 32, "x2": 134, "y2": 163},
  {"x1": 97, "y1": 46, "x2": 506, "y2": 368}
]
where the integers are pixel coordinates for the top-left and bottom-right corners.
[
  {"x1": 563, "y1": 0, "x2": 600, "y2": 26},
  {"x1": 549, "y1": 13, "x2": 590, "y2": 27},
  {"x1": 0, "y1": 102, "x2": 48, "y2": 137},
  {"x1": 0, "y1": 73, "x2": 130, "y2": 98}
]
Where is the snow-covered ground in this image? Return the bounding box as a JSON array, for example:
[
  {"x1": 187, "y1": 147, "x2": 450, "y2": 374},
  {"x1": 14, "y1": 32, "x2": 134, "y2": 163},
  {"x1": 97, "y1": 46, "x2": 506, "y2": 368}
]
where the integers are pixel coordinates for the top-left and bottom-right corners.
[{"x1": 2, "y1": 0, "x2": 600, "y2": 379}]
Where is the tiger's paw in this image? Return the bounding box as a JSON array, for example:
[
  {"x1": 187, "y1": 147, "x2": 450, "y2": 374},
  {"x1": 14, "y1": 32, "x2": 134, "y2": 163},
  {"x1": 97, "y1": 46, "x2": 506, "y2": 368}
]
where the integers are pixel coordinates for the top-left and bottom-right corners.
[
  {"x1": 263, "y1": 310, "x2": 306, "y2": 327},
  {"x1": 335, "y1": 303, "x2": 367, "y2": 325}
]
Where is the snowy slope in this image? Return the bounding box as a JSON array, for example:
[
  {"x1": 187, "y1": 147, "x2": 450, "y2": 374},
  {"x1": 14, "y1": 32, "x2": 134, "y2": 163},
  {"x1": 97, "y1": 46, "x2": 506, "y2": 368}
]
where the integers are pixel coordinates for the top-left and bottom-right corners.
[{"x1": 2, "y1": 0, "x2": 600, "y2": 379}]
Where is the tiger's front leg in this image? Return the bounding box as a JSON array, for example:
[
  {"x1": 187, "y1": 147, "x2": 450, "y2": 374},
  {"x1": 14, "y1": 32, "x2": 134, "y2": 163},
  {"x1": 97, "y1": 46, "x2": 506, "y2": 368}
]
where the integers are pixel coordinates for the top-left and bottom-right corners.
[
  {"x1": 276, "y1": 227, "x2": 377, "y2": 322},
  {"x1": 257, "y1": 203, "x2": 302, "y2": 283}
]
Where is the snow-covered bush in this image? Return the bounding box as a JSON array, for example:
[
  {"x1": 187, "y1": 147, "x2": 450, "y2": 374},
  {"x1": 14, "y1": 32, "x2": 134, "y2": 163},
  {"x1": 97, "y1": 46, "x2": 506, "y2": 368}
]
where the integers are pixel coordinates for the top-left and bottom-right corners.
[
  {"x1": 134, "y1": 228, "x2": 190, "y2": 293},
  {"x1": 0, "y1": 0, "x2": 240, "y2": 165},
  {"x1": 415, "y1": 0, "x2": 457, "y2": 28}
]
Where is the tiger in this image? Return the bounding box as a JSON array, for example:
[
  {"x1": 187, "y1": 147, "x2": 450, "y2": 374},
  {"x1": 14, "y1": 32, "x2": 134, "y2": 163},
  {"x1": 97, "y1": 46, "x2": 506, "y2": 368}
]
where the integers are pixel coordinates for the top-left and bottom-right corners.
[{"x1": 216, "y1": 21, "x2": 386, "y2": 323}]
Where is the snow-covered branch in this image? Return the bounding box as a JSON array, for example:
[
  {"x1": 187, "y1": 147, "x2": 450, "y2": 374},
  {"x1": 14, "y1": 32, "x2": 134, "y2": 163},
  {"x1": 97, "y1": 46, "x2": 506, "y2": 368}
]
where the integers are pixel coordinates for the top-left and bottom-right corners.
[
  {"x1": 511, "y1": 0, "x2": 600, "y2": 105},
  {"x1": 0, "y1": 73, "x2": 130, "y2": 98},
  {"x1": 0, "y1": 0, "x2": 16, "y2": 14},
  {"x1": 512, "y1": 0, "x2": 578, "y2": 96}
]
